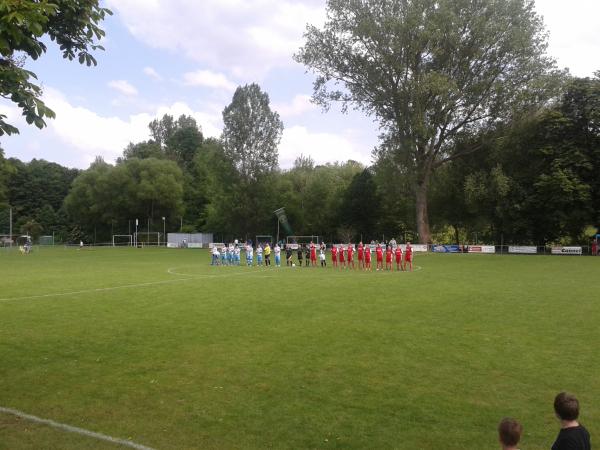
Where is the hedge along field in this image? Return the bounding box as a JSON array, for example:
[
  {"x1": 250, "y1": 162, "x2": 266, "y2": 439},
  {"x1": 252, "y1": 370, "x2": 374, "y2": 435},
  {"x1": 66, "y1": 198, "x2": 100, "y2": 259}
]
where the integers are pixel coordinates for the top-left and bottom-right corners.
[{"x1": 0, "y1": 247, "x2": 598, "y2": 449}]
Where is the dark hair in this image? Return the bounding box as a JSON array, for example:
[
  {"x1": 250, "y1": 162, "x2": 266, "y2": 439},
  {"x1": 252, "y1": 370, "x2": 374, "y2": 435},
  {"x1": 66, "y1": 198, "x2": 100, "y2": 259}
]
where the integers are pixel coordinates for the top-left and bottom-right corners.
[
  {"x1": 498, "y1": 418, "x2": 522, "y2": 447},
  {"x1": 554, "y1": 392, "x2": 579, "y2": 421}
]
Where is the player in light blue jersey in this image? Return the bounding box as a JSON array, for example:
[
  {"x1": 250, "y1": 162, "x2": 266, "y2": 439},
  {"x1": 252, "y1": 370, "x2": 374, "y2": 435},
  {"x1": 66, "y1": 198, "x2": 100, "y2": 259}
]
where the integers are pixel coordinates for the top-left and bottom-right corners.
[
  {"x1": 274, "y1": 243, "x2": 281, "y2": 267},
  {"x1": 234, "y1": 245, "x2": 241, "y2": 265},
  {"x1": 246, "y1": 243, "x2": 254, "y2": 266},
  {"x1": 220, "y1": 245, "x2": 226, "y2": 265},
  {"x1": 227, "y1": 243, "x2": 234, "y2": 265},
  {"x1": 256, "y1": 244, "x2": 263, "y2": 266}
]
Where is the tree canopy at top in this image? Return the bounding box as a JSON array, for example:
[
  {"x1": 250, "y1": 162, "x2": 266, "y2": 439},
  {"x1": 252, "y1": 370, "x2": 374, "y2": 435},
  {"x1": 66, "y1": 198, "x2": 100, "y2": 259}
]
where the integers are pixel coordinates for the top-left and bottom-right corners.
[
  {"x1": 0, "y1": 0, "x2": 111, "y2": 136},
  {"x1": 296, "y1": 0, "x2": 555, "y2": 243}
]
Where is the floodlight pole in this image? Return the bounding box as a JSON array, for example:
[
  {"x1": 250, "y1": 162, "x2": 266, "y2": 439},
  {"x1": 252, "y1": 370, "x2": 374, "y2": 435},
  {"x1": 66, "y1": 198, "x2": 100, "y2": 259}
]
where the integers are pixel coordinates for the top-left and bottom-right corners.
[{"x1": 162, "y1": 217, "x2": 166, "y2": 247}]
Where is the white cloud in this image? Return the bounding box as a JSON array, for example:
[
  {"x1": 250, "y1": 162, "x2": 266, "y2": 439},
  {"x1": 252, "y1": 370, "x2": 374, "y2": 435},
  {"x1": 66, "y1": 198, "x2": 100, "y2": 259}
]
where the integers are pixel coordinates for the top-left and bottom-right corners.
[
  {"x1": 39, "y1": 88, "x2": 222, "y2": 167},
  {"x1": 279, "y1": 125, "x2": 372, "y2": 169},
  {"x1": 143, "y1": 66, "x2": 163, "y2": 81},
  {"x1": 273, "y1": 94, "x2": 316, "y2": 118},
  {"x1": 108, "y1": 80, "x2": 138, "y2": 96},
  {"x1": 535, "y1": 0, "x2": 600, "y2": 77},
  {"x1": 106, "y1": 0, "x2": 325, "y2": 79},
  {"x1": 183, "y1": 70, "x2": 237, "y2": 91}
]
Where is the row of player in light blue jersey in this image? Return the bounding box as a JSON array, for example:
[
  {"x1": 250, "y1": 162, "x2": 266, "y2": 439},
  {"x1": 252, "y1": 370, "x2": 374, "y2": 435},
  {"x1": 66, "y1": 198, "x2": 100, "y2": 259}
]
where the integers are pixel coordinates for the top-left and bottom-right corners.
[{"x1": 211, "y1": 243, "x2": 282, "y2": 267}]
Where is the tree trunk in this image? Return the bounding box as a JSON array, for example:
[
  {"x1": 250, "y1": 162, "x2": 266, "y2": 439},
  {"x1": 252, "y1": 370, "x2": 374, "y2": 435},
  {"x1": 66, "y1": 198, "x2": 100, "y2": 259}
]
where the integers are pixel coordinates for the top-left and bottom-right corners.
[{"x1": 415, "y1": 178, "x2": 432, "y2": 244}]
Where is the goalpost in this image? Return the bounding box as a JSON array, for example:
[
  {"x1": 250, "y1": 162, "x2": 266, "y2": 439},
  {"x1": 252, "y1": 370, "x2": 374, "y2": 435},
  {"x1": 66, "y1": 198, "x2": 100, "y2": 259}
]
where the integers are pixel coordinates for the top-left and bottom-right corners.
[
  {"x1": 134, "y1": 232, "x2": 161, "y2": 247},
  {"x1": 112, "y1": 235, "x2": 133, "y2": 247},
  {"x1": 39, "y1": 235, "x2": 54, "y2": 246}
]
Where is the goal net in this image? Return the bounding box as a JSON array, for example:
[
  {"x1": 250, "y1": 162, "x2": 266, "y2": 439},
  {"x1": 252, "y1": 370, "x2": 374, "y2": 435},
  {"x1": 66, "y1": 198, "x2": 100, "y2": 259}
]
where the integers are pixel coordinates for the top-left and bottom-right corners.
[
  {"x1": 135, "y1": 232, "x2": 161, "y2": 246},
  {"x1": 113, "y1": 235, "x2": 133, "y2": 247},
  {"x1": 39, "y1": 235, "x2": 54, "y2": 246}
]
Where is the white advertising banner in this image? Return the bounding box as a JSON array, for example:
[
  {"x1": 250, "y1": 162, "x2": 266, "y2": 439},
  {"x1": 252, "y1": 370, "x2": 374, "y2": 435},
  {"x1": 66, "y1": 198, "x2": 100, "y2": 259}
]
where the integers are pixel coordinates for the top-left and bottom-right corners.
[
  {"x1": 468, "y1": 245, "x2": 496, "y2": 254},
  {"x1": 551, "y1": 246, "x2": 582, "y2": 255},
  {"x1": 509, "y1": 246, "x2": 537, "y2": 254},
  {"x1": 395, "y1": 244, "x2": 428, "y2": 252}
]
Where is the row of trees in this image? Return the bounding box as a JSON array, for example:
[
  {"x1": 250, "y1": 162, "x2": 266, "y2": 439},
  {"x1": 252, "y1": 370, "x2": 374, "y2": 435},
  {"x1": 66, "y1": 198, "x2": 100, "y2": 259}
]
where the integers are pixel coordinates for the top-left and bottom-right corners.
[
  {"x1": 0, "y1": 0, "x2": 598, "y2": 245},
  {"x1": 0, "y1": 74, "x2": 598, "y2": 245}
]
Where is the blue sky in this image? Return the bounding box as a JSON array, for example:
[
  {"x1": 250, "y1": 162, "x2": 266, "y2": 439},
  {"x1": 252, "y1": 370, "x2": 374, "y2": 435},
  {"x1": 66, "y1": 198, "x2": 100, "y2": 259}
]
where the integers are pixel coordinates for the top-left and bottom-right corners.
[{"x1": 1, "y1": 0, "x2": 599, "y2": 170}]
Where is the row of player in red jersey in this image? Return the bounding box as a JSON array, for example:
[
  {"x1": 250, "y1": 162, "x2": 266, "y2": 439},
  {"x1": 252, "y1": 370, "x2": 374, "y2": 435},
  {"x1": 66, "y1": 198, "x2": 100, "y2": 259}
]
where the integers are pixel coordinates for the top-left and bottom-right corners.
[{"x1": 330, "y1": 241, "x2": 413, "y2": 271}]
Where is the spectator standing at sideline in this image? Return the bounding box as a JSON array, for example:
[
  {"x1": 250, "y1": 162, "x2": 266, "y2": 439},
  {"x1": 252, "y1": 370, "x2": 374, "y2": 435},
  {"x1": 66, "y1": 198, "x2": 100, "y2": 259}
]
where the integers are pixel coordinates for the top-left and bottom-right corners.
[
  {"x1": 551, "y1": 392, "x2": 591, "y2": 450},
  {"x1": 498, "y1": 418, "x2": 522, "y2": 450}
]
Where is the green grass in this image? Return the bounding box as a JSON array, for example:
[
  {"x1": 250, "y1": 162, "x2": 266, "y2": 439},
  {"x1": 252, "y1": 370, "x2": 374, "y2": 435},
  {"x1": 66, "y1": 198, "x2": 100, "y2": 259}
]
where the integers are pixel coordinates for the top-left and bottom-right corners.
[{"x1": 0, "y1": 247, "x2": 598, "y2": 449}]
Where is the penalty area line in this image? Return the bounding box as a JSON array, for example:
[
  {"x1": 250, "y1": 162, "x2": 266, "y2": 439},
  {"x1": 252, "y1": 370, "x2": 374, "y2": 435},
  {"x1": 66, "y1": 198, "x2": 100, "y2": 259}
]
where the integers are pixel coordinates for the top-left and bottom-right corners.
[{"x1": 0, "y1": 406, "x2": 155, "y2": 450}]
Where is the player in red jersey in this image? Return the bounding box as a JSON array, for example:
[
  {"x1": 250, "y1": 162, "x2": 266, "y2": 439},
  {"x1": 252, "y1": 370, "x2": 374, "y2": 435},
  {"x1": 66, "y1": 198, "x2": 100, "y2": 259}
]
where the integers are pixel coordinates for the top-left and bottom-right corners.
[
  {"x1": 403, "y1": 241, "x2": 413, "y2": 271},
  {"x1": 357, "y1": 241, "x2": 364, "y2": 269},
  {"x1": 338, "y1": 245, "x2": 346, "y2": 269},
  {"x1": 395, "y1": 245, "x2": 403, "y2": 271},
  {"x1": 364, "y1": 244, "x2": 372, "y2": 270},
  {"x1": 331, "y1": 244, "x2": 338, "y2": 268},
  {"x1": 347, "y1": 243, "x2": 355, "y2": 269},
  {"x1": 375, "y1": 243, "x2": 383, "y2": 271},
  {"x1": 310, "y1": 241, "x2": 317, "y2": 267},
  {"x1": 385, "y1": 245, "x2": 393, "y2": 270}
]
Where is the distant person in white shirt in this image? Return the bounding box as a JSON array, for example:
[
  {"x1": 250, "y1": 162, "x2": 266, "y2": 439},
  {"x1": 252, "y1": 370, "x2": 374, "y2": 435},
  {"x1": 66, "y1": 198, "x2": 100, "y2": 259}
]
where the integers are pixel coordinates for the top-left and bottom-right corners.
[{"x1": 211, "y1": 245, "x2": 220, "y2": 265}]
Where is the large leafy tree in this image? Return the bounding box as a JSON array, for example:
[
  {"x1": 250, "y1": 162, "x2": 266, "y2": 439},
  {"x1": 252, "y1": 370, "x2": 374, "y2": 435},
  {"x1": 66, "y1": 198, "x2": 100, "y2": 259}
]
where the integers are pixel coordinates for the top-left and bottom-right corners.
[
  {"x1": 0, "y1": 0, "x2": 111, "y2": 136},
  {"x1": 148, "y1": 114, "x2": 204, "y2": 169},
  {"x1": 0, "y1": 147, "x2": 11, "y2": 205},
  {"x1": 296, "y1": 0, "x2": 554, "y2": 243},
  {"x1": 64, "y1": 157, "x2": 184, "y2": 237},
  {"x1": 340, "y1": 168, "x2": 381, "y2": 240},
  {"x1": 222, "y1": 83, "x2": 283, "y2": 181}
]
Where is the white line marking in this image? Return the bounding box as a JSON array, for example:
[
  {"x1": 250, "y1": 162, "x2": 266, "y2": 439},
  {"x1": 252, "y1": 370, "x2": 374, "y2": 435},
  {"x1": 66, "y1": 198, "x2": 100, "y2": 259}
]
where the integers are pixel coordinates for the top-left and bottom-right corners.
[
  {"x1": 0, "y1": 269, "x2": 265, "y2": 303},
  {"x1": 0, "y1": 278, "x2": 194, "y2": 303},
  {"x1": 0, "y1": 406, "x2": 155, "y2": 450}
]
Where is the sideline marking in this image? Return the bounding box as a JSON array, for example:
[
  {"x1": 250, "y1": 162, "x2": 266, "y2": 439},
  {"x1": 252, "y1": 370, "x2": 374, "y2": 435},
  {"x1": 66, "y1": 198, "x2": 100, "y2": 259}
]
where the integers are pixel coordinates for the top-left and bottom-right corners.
[{"x1": 0, "y1": 406, "x2": 155, "y2": 450}]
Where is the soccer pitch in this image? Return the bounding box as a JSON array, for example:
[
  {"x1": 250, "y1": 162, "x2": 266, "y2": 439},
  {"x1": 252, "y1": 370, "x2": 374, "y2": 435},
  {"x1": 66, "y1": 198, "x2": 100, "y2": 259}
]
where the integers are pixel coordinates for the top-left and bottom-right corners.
[{"x1": 1, "y1": 248, "x2": 598, "y2": 449}]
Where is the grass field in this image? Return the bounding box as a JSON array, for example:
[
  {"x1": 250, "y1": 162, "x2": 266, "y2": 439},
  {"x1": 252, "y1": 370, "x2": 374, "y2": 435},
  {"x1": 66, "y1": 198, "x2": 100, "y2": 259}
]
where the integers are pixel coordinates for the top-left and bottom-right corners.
[{"x1": 0, "y1": 247, "x2": 598, "y2": 449}]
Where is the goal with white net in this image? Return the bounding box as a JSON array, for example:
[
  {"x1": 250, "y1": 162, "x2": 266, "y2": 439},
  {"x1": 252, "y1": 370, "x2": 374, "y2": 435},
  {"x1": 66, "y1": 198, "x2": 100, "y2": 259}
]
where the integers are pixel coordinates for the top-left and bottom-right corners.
[
  {"x1": 134, "y1": 232, "x2": 161, "y2": 247},
  {"x1": 39, "y1": 235, "x2": 54, "y2": 246},
  {"x1": 112, "y1": 235, "x2": 133, "y2": 247}
]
